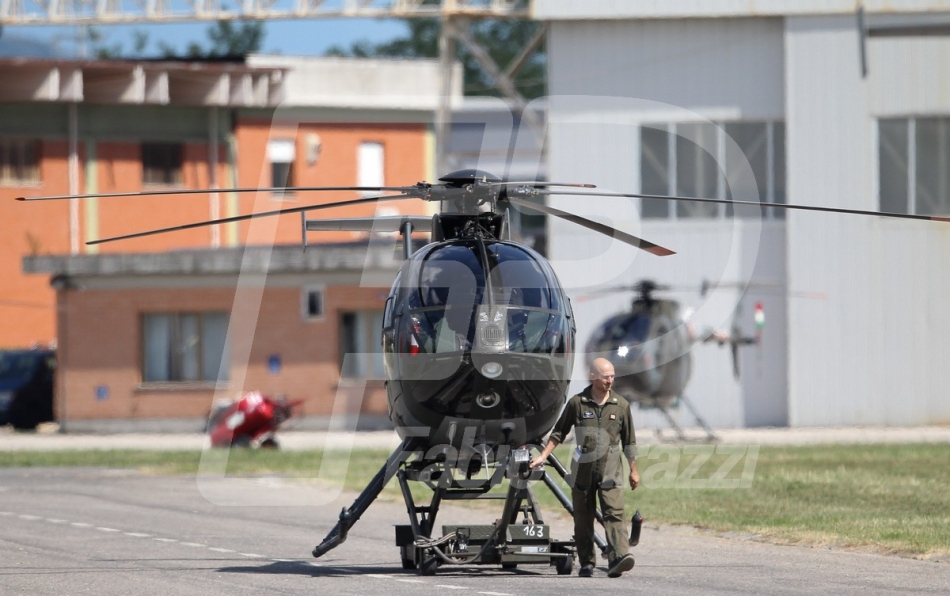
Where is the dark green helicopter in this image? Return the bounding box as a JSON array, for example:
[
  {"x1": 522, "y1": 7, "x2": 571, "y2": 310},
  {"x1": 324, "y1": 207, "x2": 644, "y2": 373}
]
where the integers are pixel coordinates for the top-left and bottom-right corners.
[
  {"x1": 18, "y1": 167, "x2": 947, "y2": 575},
  {"x1": 582, "y1": 279, "x2": 761, "y2": 441}
]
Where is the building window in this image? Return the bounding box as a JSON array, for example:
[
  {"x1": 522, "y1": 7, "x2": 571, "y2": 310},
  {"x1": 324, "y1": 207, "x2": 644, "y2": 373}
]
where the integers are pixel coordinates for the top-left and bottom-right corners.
[
  {"x1": 142, "y1": 312, "x2": 229, "y2": 383},
  {"x1": 267, "y1": 139, "x2": 295, "y2": 195},
  {"x1": 302, "y1": 285, "x2": 325, "y2": 321},
  {"x1": 340, "y1": 310, "x2": 384, "y2": 379},
  {"x1": 879, "y1": 117, "x2": 950, "y2": 216},
  {"x1": 0, "y1": 138, "x2": 40, "y2": 185},
  {"x1": 639, "y1": 121, "x2": 786, "y2": 219},
  {"x1": 141, "y1": 142, "x2": 183, "y2": 185},
  {"x1": 358, "y1": 141, "x2": 384, "y2": 194}
]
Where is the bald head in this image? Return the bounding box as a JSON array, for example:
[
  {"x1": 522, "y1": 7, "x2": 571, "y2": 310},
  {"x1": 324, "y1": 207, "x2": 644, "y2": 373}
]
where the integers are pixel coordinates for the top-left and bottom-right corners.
[{"x1": 589, "y1": 358, "x2": 615, "y2": 399}]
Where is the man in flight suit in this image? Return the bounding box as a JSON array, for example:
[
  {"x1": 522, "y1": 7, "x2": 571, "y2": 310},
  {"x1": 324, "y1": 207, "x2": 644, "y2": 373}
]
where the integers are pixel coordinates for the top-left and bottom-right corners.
[{"x1": 529, "y1": 358, "x2": 639, "y2": 578}]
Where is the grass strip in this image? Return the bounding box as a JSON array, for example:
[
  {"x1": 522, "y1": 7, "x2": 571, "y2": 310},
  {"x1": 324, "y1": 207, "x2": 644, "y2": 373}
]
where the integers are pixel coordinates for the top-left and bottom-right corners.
[{"x1": 3, "y1": 442, "x2": 948, "y2": 558}]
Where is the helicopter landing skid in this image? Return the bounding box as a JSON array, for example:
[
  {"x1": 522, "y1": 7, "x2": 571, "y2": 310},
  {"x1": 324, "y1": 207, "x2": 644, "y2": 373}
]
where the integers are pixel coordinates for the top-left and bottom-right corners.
[
  {"x1": 313, "y1": 440, "x2": 577, "y2": 575},
  {"x1": 654, "y1": 395, "x2": 719, "y2": 443},
  {"x1": 393, "y1": 449, "x2": 576, "y2": 576}
]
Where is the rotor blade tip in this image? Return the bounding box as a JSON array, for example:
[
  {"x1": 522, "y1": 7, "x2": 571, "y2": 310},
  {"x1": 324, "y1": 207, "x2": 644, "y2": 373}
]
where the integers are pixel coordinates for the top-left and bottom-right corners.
[{"x1": 648, "y1": 247, "x2": 677, "y2": 256}]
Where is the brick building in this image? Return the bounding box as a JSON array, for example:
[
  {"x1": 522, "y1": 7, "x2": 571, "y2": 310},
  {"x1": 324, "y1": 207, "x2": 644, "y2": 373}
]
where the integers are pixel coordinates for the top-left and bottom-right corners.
[{"x1": 8, "y1": 55, "x2": 460, "y2": 431}]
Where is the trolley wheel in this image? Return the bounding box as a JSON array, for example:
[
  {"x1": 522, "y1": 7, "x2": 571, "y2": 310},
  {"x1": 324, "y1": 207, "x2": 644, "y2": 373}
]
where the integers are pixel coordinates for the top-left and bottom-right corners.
[
  {"x1": 260, "y1": 437, "x2": 280, "y2": 449},
  {"x1": 419, "y1": 557, "x2": 438, "y2": 576},
  {"x1": 501, "y1": 563, "x2": 517, "y2": 570},
  {"x1": 555, "y1": 556, "x2": 573, "y2": 576}
]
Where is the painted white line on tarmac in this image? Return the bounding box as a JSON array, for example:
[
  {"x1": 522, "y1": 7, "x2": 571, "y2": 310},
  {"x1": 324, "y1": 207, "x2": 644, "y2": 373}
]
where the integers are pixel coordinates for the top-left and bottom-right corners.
[
  {"x1": 396, "y1": 579, "x2": 426, "y2": 584},
  {"x1": 435, "y1": 585, "x2": 468, "y2": 590},
  {"x1": 11, "y1": 508, "x2": 306, "y2": 568},
  {"x1": 478, "y1": 592, "x2": 514, "y2": 596}
]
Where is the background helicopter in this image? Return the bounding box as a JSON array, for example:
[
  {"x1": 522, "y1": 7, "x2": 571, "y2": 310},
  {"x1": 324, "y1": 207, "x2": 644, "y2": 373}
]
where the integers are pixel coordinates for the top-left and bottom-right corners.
[
  {"x1": 18, "y1": 166, "x2": 949, "y2": 575},
  {"x1": 581, "y1": 279, "x2": 763, "y2": 441}
]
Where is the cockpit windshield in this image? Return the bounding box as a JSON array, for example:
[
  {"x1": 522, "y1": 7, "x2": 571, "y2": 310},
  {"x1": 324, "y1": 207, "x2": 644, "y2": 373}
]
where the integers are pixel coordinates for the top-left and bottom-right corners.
[
  {"x1": 612, "y1": 315, "x2": 652, "y2": 344},
  {"x1": 405, "y1": 241, "x2": 567, "y2": 355}
]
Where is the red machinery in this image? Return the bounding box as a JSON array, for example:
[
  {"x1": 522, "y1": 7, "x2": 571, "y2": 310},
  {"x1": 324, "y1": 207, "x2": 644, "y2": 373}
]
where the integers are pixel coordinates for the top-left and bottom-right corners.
[{"x1": 207, "y1": 391, "x2": 302, "y2": 449}]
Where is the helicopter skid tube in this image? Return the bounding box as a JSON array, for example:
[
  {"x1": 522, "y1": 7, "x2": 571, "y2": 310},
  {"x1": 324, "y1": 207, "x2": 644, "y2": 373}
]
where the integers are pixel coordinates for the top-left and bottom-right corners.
[{"x1": 312, "y1": 437, "x2": 417, "y2": 559}]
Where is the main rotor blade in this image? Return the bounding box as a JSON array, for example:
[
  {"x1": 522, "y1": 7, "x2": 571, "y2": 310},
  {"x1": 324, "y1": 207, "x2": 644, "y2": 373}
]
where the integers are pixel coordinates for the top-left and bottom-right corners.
[
  {"x1": 87, "y1": 193, "x2": 415, "y2": 246},
  {"x1": 538, "y1": 190, "x2": 950, "y2": 223},
  {"x1": 490, "y1": 181, "x2": 597, "y2": 188},
  {"x1": 16, "y1": 185, "x2": 422, "y2": 202},
  {"x1": 505, "y1": 196, "x2": 675, "y2": 256}
]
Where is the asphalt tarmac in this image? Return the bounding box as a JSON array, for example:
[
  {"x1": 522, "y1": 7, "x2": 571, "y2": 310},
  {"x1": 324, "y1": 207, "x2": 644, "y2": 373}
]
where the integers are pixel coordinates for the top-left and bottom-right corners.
[
  {"x1": 3, "y1": 426, "x2": 949, "y2": 595},
  {"x1": 2, "y1": 461, "x2": 950, "y2": 595}
]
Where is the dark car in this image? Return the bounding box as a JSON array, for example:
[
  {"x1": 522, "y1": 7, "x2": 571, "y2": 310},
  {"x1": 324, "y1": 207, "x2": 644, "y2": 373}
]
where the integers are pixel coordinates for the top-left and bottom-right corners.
[{"x1": 0, "y1": 349, "x2": 56, "y2": 430}]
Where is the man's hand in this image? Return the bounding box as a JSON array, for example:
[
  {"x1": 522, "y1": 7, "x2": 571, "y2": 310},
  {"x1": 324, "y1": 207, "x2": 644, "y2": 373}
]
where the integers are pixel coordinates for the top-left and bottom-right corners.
[
  {"x1": 529, "y1": 455, "x2": 546, "y2": 469},
  {"x1": 629, "y1": 467, "x2": 640, "y2": 490}
]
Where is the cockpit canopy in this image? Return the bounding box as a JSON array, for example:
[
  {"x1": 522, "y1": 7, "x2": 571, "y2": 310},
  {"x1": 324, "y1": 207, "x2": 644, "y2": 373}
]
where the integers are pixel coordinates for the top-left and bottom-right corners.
[{"x1": 394, "y1": 241, "x2": 570, "y2": 355}]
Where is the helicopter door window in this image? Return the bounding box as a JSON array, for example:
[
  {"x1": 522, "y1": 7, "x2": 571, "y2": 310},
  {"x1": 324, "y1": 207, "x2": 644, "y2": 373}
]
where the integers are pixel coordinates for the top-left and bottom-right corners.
[{"x1": 382, "y1": 295, "x2": 395, "y2": 330}]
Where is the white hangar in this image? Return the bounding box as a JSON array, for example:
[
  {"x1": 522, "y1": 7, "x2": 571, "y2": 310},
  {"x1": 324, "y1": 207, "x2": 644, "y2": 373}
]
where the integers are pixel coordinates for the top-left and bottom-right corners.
[{"x1": 532, "y1": 1, "x2": 950, "y2": 429}]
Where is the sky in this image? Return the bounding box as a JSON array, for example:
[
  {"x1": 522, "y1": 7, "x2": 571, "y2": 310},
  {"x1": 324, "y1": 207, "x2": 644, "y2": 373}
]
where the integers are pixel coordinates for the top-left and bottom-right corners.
[{"x1": 0, "y1": 18, "x2": 409, "y2": 58}]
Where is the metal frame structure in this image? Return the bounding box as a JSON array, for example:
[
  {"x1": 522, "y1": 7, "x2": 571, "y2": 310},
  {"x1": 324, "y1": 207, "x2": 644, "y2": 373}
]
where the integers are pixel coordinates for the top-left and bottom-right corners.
[{"x1": 0, "y1": 1, "x2": 528, "y2": 25}]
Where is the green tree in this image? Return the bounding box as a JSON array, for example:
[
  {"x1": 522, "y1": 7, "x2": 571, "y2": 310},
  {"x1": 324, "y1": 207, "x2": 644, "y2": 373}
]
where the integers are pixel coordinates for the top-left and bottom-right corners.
[
  {"x1": 325, "y1": 18, "x2": 545, "y2": 99},
  {"x1": 90, "y1": 20, "x2": 265, "y2": 59},
  {"x1": 160, "y1": 20, "x2": 265, "y2": 59}
]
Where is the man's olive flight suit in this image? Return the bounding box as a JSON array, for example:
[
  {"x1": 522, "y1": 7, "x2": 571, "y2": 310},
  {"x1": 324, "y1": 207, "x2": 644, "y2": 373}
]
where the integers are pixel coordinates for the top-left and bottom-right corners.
[{"x1": 548, "y1": 386, "x2": 638, "y2": 568}]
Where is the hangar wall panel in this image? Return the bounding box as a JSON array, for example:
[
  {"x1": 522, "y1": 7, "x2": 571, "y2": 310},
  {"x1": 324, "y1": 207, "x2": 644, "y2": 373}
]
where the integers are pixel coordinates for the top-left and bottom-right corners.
[
  {"x1": 545, "y1": 18, "x2": 789, "y2": 429},
  {"x1": 548, "y1": 18, "x2": 785, "y2": 121},
  {"x1": 785, "y1": 15, "x2": 950, "y2": 426}
]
